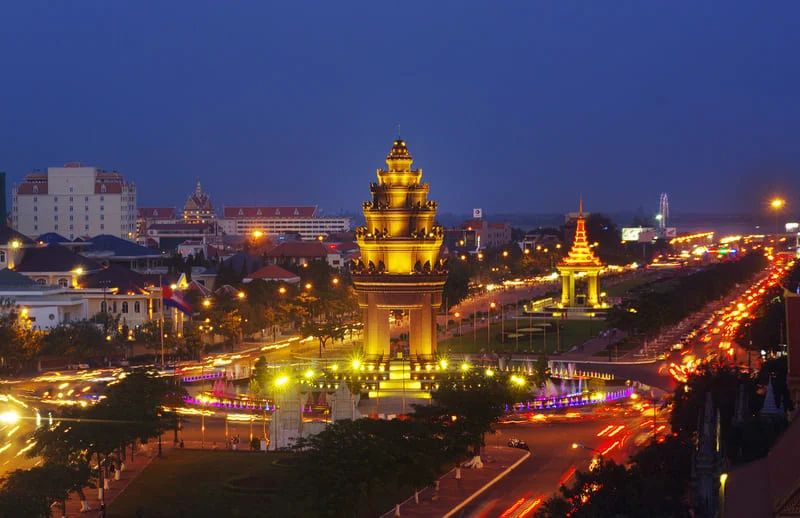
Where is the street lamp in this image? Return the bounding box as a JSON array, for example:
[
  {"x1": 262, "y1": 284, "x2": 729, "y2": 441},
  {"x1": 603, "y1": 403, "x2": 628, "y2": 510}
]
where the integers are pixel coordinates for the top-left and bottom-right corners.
[
  {"x1": 571, "y1": 442, "x2": 602, "y2": 454},
  {"x1": 278, "y1": 286, "x2": 287, "y2": 295},
  {"x1": 770, "y1": 197, "x2": 786, "y2": 236},
  {"x1": 488, "y1": 302, "x2": 496, "y2": 346},
  {"x1": 202, "y1": 298, "x2": 211, "y2": 308},
  {"x1": 304, "y1": 282, "x2": 313, "y2": 291}
]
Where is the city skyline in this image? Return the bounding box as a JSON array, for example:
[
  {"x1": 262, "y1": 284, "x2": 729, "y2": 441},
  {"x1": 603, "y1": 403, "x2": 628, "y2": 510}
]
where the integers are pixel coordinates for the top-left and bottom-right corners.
[{"x1": 1, "y1": 3, "x2": 799, "y2": 216}]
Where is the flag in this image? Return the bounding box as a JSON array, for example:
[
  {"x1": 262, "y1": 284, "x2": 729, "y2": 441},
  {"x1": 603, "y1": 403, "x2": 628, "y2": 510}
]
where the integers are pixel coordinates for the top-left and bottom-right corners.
[{"x1": 162, "y1": 284, "x2": 193, "y2": 315}]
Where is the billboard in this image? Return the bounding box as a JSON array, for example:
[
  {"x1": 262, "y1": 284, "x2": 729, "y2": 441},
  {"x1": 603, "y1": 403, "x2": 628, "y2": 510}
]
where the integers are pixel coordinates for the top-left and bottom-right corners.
[
  {"x1": 472, "y1": 208, "x2": 483, "y2": 219},
  {"x1": 622, "y1": 227, "x2": 656, "y2": 242}
]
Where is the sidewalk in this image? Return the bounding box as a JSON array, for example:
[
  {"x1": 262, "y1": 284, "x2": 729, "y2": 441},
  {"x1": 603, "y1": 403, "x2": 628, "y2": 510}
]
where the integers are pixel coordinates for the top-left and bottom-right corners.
[
  {"x1": 53, "y1": 441, "x2": 171, "y2": 517},
  {"x1": 380, "y1": 446, "x2": 530, "y2": 518}
]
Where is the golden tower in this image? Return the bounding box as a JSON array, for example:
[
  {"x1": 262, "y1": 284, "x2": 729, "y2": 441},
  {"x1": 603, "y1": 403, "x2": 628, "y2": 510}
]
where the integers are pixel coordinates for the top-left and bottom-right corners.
[
  {"x1": 352, "y1": 138, "x2": 446, "y2": 359},
  {"x1": 557, "y1": 199, "x2": 604, "y2": 307}
]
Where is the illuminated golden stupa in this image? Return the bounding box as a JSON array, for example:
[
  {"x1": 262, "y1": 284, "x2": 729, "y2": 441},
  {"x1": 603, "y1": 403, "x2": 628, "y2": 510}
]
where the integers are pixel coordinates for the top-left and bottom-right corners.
[
  {"x1": 352, "y1": 138, "x2": 446, "y2": 359},
  {"x1": 557, "y1": 199, "x2": 604, "y2": 307}
]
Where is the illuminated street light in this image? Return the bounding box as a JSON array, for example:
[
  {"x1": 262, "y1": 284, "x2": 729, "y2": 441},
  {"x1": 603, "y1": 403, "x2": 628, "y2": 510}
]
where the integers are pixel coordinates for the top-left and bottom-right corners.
[
  {"x1": 237, "y1": 291, "x2": 246, "y2": 299},
  {"x1": 332, "y1": 277, "x2": 340, "y2": 285},
  {"x1": 202, "y1": 299, "x2": 211, "y2": 308},
  {"x1": 252, "y1": 230, "x2": 264, "y2": 239},
  {"x1": 485, "y1": 368, "x2": 495, "y2": 377},
  {"x1": 502, "y1": 250, "x2": 509, "y2": 258},
  {"x1": 278, "y1": 286, "x2": 287, "y2": 295},
  {"x1": 274, "y1": 375, "x2": 289, "y2": 387},
  {"x1": 460, "y1": 362, "x2": 470, "y2": 372},
  {"x1": 509, "y1": 374, "x2": 526, "y2": 387},
  {"x1": 438, "y1": 358, "x2": 448, "y2": 370},
  {"x1": 303, "y1": 369, "x2": 315, "y2": 379},
  {"x1": 770, "y1": 198, "x2": 785, "y2": 210},
  {"x1": 304, "y1": 282, "x2": 313, "y2": 290},
  {"x1": 351, "y1": 358, "x2": 362, "y2": 370},
  {"x1": 0, "y1": 411, "x2": 20, "y2": 425}
]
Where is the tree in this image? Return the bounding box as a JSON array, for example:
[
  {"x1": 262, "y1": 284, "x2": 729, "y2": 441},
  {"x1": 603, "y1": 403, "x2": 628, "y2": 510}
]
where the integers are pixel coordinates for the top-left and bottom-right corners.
[
  {"x1": 0, "y1": 300, "x2": 43, "y2": 371},
  {"x1": 301, "y1": 321, "x2": 346, "y2": 357},
  {"x1": 0, "y1": 464, "x2": 74, "y2": 518},
  {"x1": 538, "y1": 436, "x2": 691, "y2": 517},
  {"x1": 41, "y1": 320, "x2": 107, "y2": 361},
  {"x1": 416, "y1": 371, "x2": 524, "y2": 454}
]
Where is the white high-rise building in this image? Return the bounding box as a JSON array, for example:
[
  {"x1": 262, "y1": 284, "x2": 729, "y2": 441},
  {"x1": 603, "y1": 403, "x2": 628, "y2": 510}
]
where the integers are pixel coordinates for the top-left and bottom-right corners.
[{"x1": 11, "y1": 163, "x2": 137, "y2": 240}]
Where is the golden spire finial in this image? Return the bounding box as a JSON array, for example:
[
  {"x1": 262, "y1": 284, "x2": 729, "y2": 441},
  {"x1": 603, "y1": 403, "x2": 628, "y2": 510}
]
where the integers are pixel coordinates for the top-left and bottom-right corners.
[{"x1": 579, "y1": 195, "x2": 583, "y2": 216}]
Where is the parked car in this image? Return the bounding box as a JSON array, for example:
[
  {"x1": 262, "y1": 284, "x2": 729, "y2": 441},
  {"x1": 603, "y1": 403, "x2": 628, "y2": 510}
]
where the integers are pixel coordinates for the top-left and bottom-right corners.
[{"x1": 508, "y1": 438, "x2": 530, "y2": 451}]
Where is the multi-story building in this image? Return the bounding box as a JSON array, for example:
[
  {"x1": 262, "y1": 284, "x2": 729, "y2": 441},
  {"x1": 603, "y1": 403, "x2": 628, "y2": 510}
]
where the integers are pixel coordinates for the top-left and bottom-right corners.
[
  {"x1": 11, "y1": 163, "x2": 137, "y2": 240},
  {"x1": 459, "y1": 218, "x2": 512, "y2": 249},
  {"x1": 136, "y1": 207, "x2": 177, "y2": 236},
  {"x1": 219, "y1": 206, "x2": 350, "y2": 240}
]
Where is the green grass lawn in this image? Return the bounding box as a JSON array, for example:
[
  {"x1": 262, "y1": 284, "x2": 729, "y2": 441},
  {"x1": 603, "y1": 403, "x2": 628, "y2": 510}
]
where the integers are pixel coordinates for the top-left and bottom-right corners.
[
  {"x1": 109, "y1": 448, "x2": 417, "y2": 518},
  {"x1": 109, "y1": 450, "x2": 295, "y2": 518},
  {"x1": 439, "y1": 317, "x2": 602, "y2": 355}
]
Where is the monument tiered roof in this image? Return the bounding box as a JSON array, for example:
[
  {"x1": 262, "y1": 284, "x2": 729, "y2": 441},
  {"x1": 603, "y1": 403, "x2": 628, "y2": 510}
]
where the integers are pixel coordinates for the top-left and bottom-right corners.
[{"x1": 559, "y1": 200, "x2": 603, "y2": 268}]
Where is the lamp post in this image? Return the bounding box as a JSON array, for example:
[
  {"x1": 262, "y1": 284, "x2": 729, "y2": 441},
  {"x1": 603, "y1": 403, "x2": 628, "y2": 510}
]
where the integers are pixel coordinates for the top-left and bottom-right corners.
[
  {"x1": 454, "y1": 312, "x2": 461, "y2": 348},
  {"x1": 770, "y1": 198, "x2": 785, "y2": 236},
  {"x1": 488, "y1": 302, "x2": 496, "y2": 347}
]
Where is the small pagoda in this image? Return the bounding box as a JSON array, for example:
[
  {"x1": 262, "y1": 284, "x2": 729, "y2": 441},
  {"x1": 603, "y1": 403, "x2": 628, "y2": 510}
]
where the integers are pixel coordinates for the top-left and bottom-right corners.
[{"x1": 557, "y1": 199, "x2": 604, "y2": 308}]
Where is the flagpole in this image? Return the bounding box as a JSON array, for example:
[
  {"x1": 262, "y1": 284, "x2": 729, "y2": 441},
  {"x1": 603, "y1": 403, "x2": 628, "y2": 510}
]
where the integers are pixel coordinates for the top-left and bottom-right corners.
[{"x1": 160, "y1": 275, "x2": 165, "y2": 368}]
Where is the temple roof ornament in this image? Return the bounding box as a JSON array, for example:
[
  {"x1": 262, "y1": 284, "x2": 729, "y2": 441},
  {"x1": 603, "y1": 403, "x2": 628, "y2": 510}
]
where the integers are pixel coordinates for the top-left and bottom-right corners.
[
  {"x1": 385, "y1": 138, "x2": 413, "y2": 172},
  {"x1": 559, "y1": 199, "x2": 603, "y2": 267}
]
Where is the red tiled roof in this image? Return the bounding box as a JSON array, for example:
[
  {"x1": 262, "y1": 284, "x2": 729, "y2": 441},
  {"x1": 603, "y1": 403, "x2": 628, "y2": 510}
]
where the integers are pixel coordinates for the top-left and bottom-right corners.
[
  {"x1": 138, "y1": 207, "x2": 177, "y2": 219},
  {"x1": 246, "y1": 265, "x2": 301, "y2": 282},
  {"x1": 223, "y1": 206, "x2": 317, "y2": 218},
  {"x1": 264, "y1": 241, "x2": 327, "y2": 258},
  {"x1": 148, "y1": 223, "x2": 213, "y2": 231}
]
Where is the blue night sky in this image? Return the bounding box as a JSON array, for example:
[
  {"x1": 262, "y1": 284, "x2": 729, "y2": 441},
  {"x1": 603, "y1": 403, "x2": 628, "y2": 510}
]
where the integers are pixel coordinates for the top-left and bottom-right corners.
[{"x1": 1, "y1": 2, "x2": 799, "y2": 218}]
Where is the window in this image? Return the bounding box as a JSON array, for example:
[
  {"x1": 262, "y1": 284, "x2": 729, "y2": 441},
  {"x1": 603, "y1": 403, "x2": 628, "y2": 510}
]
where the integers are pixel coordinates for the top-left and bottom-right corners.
[
  {"x1": 0, "y1": 251, "x2": 5, "y2": 263},
  {"x1": 100, "y1": 206, "x2": 104, "y2": 211},
  {"x1": 100, "y1": 186, "x2": 106, "y2": 194},
  {"x1": 121, "y1": 302, "x2": 128, "y2": 313},
  {"x1": 134, "y1": 301, "x2": 141, "y2": 313},
  {"x1": 57, "y1": 278, "x2": 69, "y2": 288},
  {"x1": 100, "y1": 224, "x2": 104, "y2": 230},
  {"x1": 33, "y1": 225, "x2": 37, "y2": 231},
  {"x1": 54, "y1": 205, "x2": 58, "y2": 212},
  {"x1": 69, "y1": 197, "x2": 73, "y2": 202},
  {"x1": 69, "y1": 206, "x2": 73, "y2": 212},
  {"x1": 69, "y1": 187, "x2": 73, "y2": 193},
  {"x1": 36, "y1": 278, "x2": 46, "y2": 285},
  {"x1": 33, "y1": 206, "x2": 37, "y2": 212},
  {"x1": 85, "y1": 225, "x2": 89, "y2": 231},
  {"x1": 112, "y1": 301, "x2": 117, "y2": 313}
]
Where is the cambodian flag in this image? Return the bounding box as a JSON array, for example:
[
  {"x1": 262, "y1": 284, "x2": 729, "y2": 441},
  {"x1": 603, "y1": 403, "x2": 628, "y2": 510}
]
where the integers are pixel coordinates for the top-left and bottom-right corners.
[{"x1": 162, "y1": 284, "x2": 193, "y2": 315}]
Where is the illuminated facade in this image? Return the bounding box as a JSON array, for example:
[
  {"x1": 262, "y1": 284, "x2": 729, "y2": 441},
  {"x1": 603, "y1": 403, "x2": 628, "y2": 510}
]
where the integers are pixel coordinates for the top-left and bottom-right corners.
[
  {"x1": 557, "y1": 200, "x2": 603, "y2": 307},
  {"x1": 352, "y1": 138, "x2": 446, "y2": 359}
]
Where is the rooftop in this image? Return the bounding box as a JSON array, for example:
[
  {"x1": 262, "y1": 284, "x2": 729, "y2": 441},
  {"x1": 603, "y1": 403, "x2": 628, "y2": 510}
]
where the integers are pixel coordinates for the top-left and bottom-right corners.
[{"x1": 14, "y1": 244, "x2": 103, "y2": 273}]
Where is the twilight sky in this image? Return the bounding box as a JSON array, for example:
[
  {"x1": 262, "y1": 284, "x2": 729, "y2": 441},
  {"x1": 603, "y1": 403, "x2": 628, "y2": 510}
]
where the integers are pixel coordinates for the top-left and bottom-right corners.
[{"x1": 1, "y1": 2, "x2": 799, "y2": 217}]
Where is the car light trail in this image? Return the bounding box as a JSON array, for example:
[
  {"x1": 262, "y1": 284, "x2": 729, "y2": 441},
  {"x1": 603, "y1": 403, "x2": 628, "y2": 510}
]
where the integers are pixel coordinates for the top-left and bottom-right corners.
[
  {"x1": 499, "y1": 497, "x2": 526, "y2": 518},
  {"x1": 517, "y1": 498, "x2": 543, "y2": 517},
  {"x1": 596, "y1": 424, "x2": 614, "y2": 437},
  {"x1": 601, "y1": 441, "x2": 620, "y2": 455},
  {"x1": 607, "y1": 425, "x2": 625, "y2": 438}
]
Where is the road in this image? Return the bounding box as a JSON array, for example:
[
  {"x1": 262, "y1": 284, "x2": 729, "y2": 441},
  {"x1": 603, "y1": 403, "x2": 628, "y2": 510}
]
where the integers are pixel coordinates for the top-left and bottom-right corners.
[{"x1": 457, "y1": 403, "x2": 670, "y2": 517}]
